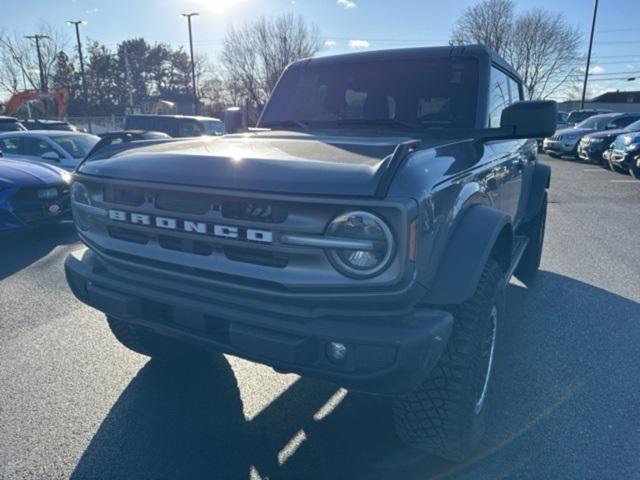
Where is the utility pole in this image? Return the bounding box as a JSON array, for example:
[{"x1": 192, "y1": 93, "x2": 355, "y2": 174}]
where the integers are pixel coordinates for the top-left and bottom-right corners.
[
  {"x1": 25, "y1": 34, "x2": 50, "y2": 92},
  {"x1": 180, "y1": 12, "x2": 200, "y2": 115},
  {"x1": 581, "y1": 0, "x2": 599, "y2": 109},
  {"x1": 67, "y1": 21, "x2": 91, "y2": 132}
]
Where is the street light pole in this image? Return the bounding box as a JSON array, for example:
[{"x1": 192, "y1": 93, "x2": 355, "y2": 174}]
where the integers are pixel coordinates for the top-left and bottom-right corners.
[
  {"x1": 67, "y1": 20, "x2": 92, "y2": 132},
  {"x1": 581, "y1": 0, "x2": 599, "y2": 109},
  {"x1": 25, "y1": 34, "x2": 50, "y2": 92},
  {"x1": 181, "y1": 12, "x2": 200, "y2": 115}
]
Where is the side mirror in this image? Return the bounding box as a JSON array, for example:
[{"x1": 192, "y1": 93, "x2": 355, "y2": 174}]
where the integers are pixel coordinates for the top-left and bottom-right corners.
[
  {"x1": 224, "y1": 107, "x2": 243, "y2": 134},
  {"x1": 41, "y1": 151, "x2": 61, "y2": 162},
  {"x1": 500, "y1": 101, "x2": 557, "y2": 139},
  {"x1": 0, "y1": 149, "x2": 3, "y2": 158}
]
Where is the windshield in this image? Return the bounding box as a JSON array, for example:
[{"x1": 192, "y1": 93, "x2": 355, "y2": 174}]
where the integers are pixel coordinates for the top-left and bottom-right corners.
[
  {"x1": 202, "y1": 121, "x2": 225, "y2": 136},
  {"x1": 624, "y1": 119, "x2": 640, "y2": 132},
  {"x1": 576, "y1": 116, "x2": 611, "y2": 130},
  {"x1": 51, "y1": 134, "x2": 99, "y2": 158},
  {"x1": 567, "y1": 111, "x2": 597, "y2": 124},
  {"x1": 260, "y1": 56, "x2": 479, "y2": 130}
]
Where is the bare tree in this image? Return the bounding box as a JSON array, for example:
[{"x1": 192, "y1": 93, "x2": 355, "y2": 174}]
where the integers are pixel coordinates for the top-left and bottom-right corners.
[
  {"x1": 450, "y1": 0, "x2": 582, "y2": 99},
  {"x1": 451, "y1": 0, "x2": 514, "y2": 56},
  {"x1": 220, "y1": 14, "x2": 322, "y2": 112},
  {"x1": 0, "y1": 23, "x2": 69, "y2": 94},
  {"x1": 508, "y1": 9, "x2": 582, "y2": 99}
]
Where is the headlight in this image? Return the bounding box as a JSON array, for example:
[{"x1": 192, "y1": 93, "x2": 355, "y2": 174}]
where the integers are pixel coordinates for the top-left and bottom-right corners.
[
  {"x1": 326, "y1": 211, "x2": 395, "y2": 278},
  {"x1": 71, "y1": 182, "x2": 92, "y2": 230},
  {"x1": 71, "y1": 181, "x2": 91, "y2": 205},
  {"x1": 60, "y1": 170, "x2": 72, "y2": 184},
  {"x1": 623, "y1": 136, "x2": 634, "y2": 145}
]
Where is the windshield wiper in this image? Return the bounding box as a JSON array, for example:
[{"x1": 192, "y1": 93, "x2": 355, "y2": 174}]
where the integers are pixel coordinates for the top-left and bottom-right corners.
[
  {"x1": 335, "y1": 118, "x2": 419, "y2": 130},
  {"x1": 261, "y1": 119, "x2": 309, "y2": 130}
]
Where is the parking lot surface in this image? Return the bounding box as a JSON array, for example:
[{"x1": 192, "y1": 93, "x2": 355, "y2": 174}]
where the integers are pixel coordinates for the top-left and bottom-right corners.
[{"x1": 1, "y1": 156, "x2": 640, "y2": 479}]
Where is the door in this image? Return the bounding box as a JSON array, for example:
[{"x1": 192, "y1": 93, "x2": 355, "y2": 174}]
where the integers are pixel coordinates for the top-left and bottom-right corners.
[{"x1": 486, "y1": 67, "x2": 528, "y2": 224}]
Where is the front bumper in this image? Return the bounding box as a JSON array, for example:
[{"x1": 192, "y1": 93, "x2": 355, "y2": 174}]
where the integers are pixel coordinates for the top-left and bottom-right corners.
[
  {"x1": 610, "y1": 149, "x2": 640, "y2": 169},
  {"x1": 0, "y1": 193, "x2": 71, "y2": 233},
  {"x1": 577, "y1": 143, "x2": 606, "y2": 162},
  {"x1": 65, "y1": 249, "x2": 453, "y2": 395},
  {"x1": 543, "y1": 138, "x2": 579, "y2": 156}
]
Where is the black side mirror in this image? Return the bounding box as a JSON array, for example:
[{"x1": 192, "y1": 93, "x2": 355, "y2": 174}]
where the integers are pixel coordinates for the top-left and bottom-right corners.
[
  {"x1": 500, "y1": 101, "x2": 557, "y2": 139},
  {"x1": 224, "y1": 107, "x2": 243, "y2": 134}
]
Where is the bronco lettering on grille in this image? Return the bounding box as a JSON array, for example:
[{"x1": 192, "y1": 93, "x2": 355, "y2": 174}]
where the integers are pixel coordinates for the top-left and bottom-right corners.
[{"x1": 108, "y1": 209, "x2": 273, "y2": 243}]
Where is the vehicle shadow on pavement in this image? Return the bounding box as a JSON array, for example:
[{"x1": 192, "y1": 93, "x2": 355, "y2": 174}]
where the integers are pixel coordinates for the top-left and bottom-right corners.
[
  {"x1": 70, "y1": 270, "x2": 640, "y2": 480},
  {"x1": 0, "y1": 222, "x2": 77, "y2": 280}
]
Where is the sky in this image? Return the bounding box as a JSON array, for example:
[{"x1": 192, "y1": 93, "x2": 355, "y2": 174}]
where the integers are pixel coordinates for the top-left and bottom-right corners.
[{"x1": 2, "y1": 0, "x2": 640, "y2": 99}]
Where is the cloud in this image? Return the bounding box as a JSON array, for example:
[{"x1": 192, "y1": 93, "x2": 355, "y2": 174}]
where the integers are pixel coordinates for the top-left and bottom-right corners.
[
  {"x1": 337, "y1": 0, "x2": 357, "y2": 8},
  {"x1": 324, "y1": 40, "x2": 337, "y2": 47},
  {"x1": 589, "y1": 65, "x2": 604, "y2": 74},
  {"x1": 348, "y1": 39, "x2": 370, "y2": 48}
]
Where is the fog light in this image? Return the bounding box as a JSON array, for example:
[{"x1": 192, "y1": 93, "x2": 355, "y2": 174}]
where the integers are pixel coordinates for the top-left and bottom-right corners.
[{"x1": 326, "y1": 342, "x2": 348, "y2": 364}]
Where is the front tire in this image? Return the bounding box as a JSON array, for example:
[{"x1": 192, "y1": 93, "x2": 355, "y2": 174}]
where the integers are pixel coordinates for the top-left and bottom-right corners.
[
  {"x1": 629, "y1": 157, "x2": 640, "y2": 180},
  {"x1": 393, "y1": 259, "x2": 504, "y2": 462}
]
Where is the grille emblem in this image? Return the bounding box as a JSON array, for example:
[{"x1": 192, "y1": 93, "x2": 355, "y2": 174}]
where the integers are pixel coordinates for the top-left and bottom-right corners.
[{"x1": 108, "y1": 209, "x2": 273, "y2": 243}]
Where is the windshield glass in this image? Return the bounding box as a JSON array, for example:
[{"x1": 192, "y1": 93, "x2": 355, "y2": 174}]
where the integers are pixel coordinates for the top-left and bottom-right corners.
[
  {"x1": 260, "y1": 56, "x2": 479, "y2": 130},
  {"x1": 202, "y1": 121, "x2": 225, "y2": 135},
  {"x1": 51, "y1": 134, "x2": 99, "y2": 158},
  {"x1": 568, "y1": 111, "x2": 597, "y2": 124},
  {"x1": 624, "y1": 119, "x2": 640, "y2": 131},
  {"x1": 577, "y1": 116, "x2": 611, "y2": 130}
]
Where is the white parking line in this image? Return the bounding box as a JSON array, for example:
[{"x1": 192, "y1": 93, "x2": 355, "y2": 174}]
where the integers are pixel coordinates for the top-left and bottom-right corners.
[
  {"x1": 611, "y1": 180, "x2": 637, "y2": 183},
  {"x1": 583, "y1": 168, "x2": 608, "y2": 172}
]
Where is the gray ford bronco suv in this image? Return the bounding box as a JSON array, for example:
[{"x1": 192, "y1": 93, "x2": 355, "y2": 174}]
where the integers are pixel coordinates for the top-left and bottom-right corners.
[{"x1": 65, "y1": 45, "x2": 556, "y2": 461}]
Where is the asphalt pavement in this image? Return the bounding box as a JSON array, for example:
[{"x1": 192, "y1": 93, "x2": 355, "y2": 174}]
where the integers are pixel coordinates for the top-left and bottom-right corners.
[{"x1": 1, "y1": 156, "x2": 640, "y2": 480}]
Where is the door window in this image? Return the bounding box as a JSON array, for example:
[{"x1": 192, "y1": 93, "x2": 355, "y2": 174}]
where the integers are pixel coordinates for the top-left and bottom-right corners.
[
  {"x1": 0, "y1": 137, "x2": 23, "y2": 155},
  {"x1": 24, "y1": 138, "x2": 57, "y2": 157},
  {"x1": 178, "y1": 121, "x2": 202, "y2": 137},
  {"x1": 488, "y1": 68, "x2": 511, "y2": 127}
]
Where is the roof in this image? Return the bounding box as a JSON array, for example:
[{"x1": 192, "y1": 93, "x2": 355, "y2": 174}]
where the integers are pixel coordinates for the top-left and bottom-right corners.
[
  {"x1": 0, "y1": 130, "x2": 96, "y2": 138},
  {"x1": 126, "y1": 114, "x2": 222, "y2": 122},
  {"x1": 298, "y1": 44, "x2": 522, "y2": 83}
]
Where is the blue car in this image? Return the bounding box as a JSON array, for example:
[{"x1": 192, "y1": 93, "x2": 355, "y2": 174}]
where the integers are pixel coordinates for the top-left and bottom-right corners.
[{"x1": 0, "y1": 156, "x2": 72, "y2": 233}]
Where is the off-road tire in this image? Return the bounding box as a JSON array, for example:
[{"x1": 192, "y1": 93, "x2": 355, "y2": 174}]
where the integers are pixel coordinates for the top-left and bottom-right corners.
[
  {"x1": 393, "y1": 259, "x2": 504, "y2": 462},
  {"x1": 515, "y1": 192, "x2": 547, "y2": 279},
  {"x1": 107, "y1": 316, "x2": 204, "y2": 360}
]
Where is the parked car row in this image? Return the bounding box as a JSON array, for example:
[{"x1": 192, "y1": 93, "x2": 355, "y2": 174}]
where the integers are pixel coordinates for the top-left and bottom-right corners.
[
  {"x1": 542, "y1": 111, "x2": 640, "y2": 178},
  {"x1": 0, "y1": 113, "x2": 225, "y2": 235}
]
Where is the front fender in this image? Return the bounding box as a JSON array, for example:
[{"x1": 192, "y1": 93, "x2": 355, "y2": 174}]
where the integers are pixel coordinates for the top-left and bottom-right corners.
[{"x1": 422, "y1": 204, "x2": 511, "y2": 305}]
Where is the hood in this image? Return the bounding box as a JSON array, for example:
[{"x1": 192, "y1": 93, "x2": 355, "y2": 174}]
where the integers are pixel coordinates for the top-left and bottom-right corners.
[
  {"x1": 555, "y1": 127, "x2": 594, "y2": 137},
  {"x1": 78, "y1": 131, "x2": 435, "y2": 196},
  {"x1": 0, "y1": 158, "x2": 68, "y2": 188},
  {"x1": 584, "y1": 128, "x2": 627, "y2": 140}
]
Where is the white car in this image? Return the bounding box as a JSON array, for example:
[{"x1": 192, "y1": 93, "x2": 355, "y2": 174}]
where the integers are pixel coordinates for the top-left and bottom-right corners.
[{"x1": 0, "y1": 130, "x2": 100, "y2": 170}]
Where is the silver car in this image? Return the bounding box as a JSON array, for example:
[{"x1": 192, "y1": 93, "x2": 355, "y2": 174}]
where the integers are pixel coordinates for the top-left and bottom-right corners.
[{"x1": 0, "y1": 130, "x2": 99, "y2": 170}]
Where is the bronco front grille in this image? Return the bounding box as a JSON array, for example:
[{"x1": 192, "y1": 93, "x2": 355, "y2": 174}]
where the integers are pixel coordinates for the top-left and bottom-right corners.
[{"x1": 79, "y1": 179, "x2": 410, "y2": 290}]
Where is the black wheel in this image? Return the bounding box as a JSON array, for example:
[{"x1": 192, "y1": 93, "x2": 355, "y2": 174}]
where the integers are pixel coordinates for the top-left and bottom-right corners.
[
  {"x1": 608, "y1": 158, "x2": 627, "y2": 174},
  {"x1": 515, "y1": 192, "x2": 547, "y2": 280},
  {"x1": 107, "y1": 316, "x2": 205, "y2": 360},
  {"x1": 546, "y1": 152, "x2": 559, "y2": 158},
  {"x1": 393, "y1": 259, "x2": 504, "y2": 462},
  {"x1": 629, "y1": 157, "x2": 640, "y2": 180}
]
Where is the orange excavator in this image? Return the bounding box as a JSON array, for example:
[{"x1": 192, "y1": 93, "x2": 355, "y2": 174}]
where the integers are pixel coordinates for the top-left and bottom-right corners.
[{"x1": 4, "y1": 87, "x2": 70, "y2": 119}]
